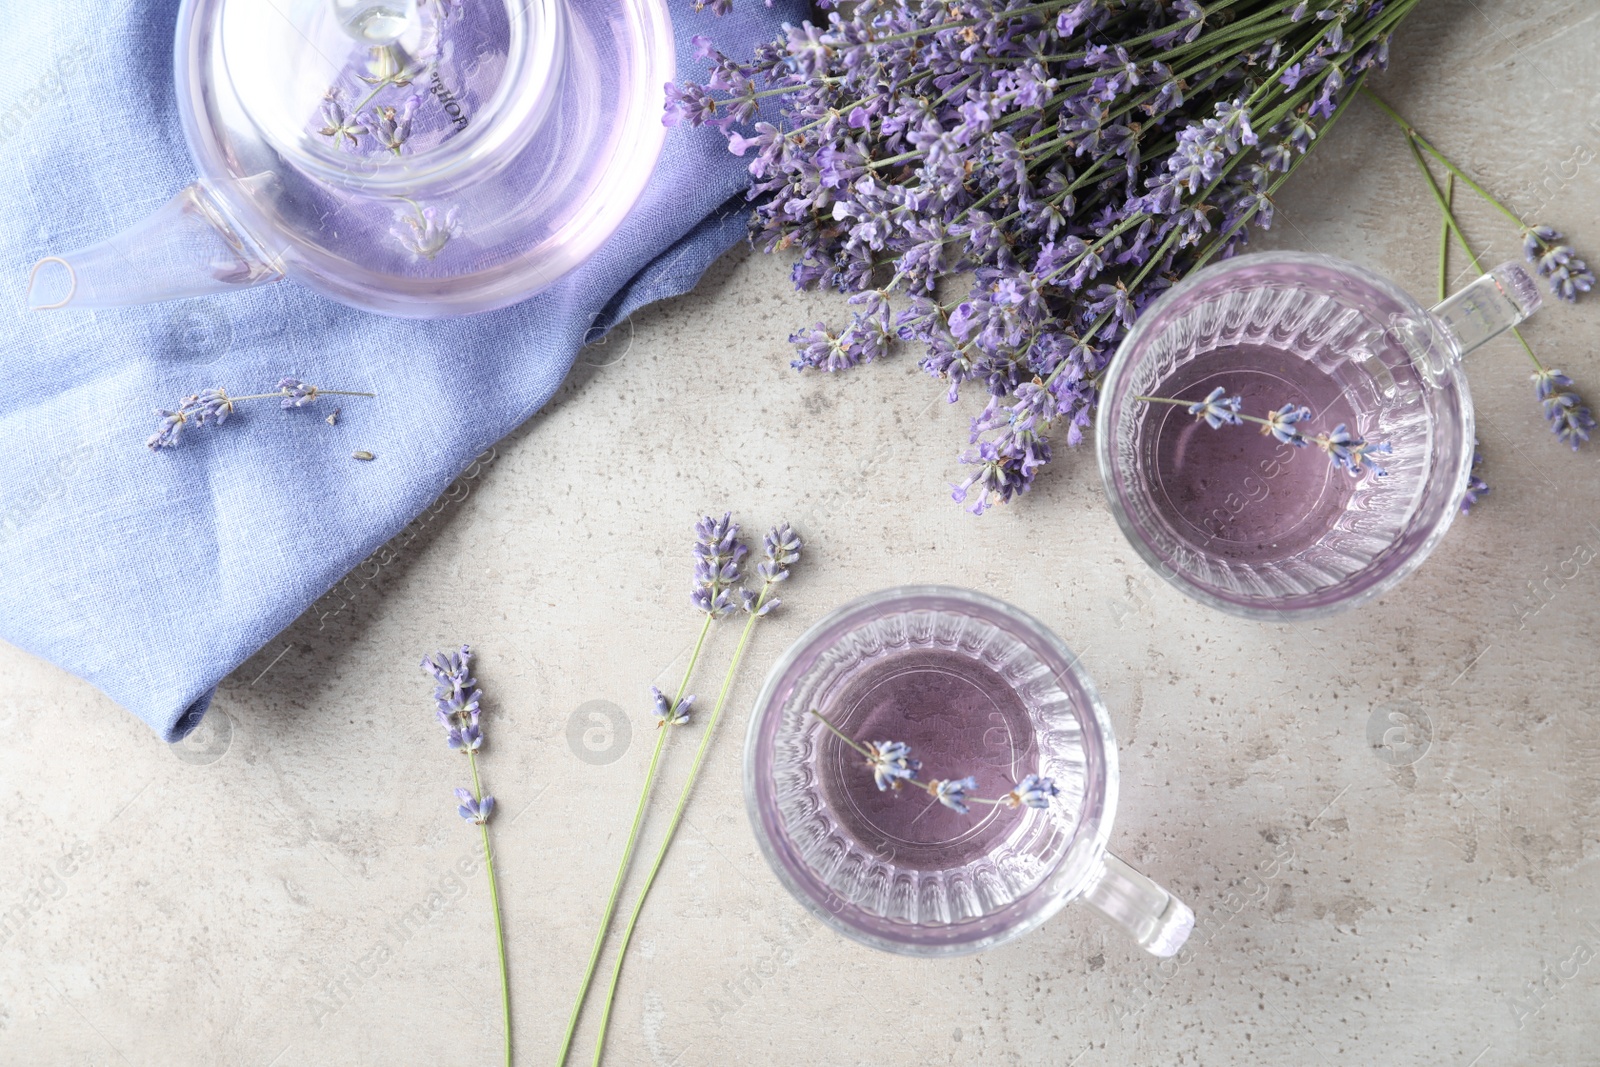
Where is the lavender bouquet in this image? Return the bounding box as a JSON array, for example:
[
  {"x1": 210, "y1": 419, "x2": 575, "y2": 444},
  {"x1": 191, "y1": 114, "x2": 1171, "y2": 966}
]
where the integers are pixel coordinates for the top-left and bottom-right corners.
[{"x1": 675, "y1": 0, "x2": 1422, "y2": 513}]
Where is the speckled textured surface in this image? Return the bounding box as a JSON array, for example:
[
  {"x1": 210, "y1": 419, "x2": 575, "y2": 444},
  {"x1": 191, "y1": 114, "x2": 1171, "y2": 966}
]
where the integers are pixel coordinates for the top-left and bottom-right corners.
[{"x1": 5, "y1": 2, "x2": 1600, "y2": 1064}]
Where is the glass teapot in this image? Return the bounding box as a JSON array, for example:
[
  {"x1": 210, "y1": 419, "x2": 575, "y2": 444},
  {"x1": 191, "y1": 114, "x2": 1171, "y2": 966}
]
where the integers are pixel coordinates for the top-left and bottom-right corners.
[{"x1": 25, "y1": 0, "x2": 674, "y2": 317}]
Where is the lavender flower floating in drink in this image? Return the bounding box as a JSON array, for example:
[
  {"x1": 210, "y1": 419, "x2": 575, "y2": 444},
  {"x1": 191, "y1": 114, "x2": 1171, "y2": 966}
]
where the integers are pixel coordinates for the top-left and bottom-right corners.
[
  {"x1": 1137, "y1": 386, "x2": 1394, "y2": 479},
  {"x1": 810, "y1": 708, "x2": 1061, "y2": 818}
]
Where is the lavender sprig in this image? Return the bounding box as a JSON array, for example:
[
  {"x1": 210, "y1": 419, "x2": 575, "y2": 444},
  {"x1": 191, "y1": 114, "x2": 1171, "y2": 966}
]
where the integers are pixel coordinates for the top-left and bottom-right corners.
[
  {"x1": 1524, "y1": 226, "x2": 1595, "y2": 302},
  {"x1": 679, "y1": 0, "x2": 1421, "y2": 512},
  {"x1": 146, "y1": 378, "x2": 374, "y2": 450},
  {"x1": 1533, "y1": 369, "x2": 1597, "y2": 450},
  {"x1": 1461, "y1": 438, "x2": 1489, "y2": 515},
  {"x1": 419, "y1": 645, "x2": 510, "y2": 1067},
  {"x1": 423, "y1": 645, "x2": 483, "y2": 752},
  {"x1": 743, "y1": 521, "x2": 800, "y2": 615},
  {"x1": 371, "y1": 93, "x2": 422, "y2": 155},
  {"x1": 1394, "y1": 110, "x2": 1597, "y2": 453},
  {"x1": 558, "y1": 516, "x2": 736, "y2": 1066},
  {"x1": 1135, "y1": 389, "x2": 1392, "y2": 478},
  {"x1": 810, "y1": 708, "x2": 1060, "y2": 816},
  {"x1": 586, "y1": 523, "x2": 804, "y2": 1066}
]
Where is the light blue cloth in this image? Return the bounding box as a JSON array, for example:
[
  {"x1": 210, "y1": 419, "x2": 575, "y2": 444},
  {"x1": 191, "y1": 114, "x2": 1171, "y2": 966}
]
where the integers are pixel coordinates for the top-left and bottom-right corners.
[{"x1": 0, "y1": 0, "x2": 797, "y2": 741}]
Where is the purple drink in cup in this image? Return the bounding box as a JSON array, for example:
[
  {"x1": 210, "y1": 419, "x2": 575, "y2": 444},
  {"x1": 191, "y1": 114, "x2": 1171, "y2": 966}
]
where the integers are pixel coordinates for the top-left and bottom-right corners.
[
  {"x1": 745, "y1": 586, "x2": 1193, "y2": 957},
  {"x1": 1096, "y1": 251, "x2": 1540, "y2": 618}
]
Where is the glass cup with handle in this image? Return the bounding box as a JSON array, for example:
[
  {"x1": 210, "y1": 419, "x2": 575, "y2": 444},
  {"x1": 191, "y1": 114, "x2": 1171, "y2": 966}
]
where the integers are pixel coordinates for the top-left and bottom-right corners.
[
  {"x1": 1095, "y1": 250, "x2": 1540, "y2": 619},
  {"x1": 745, "y1": 586, "x2": 1194, "y2": 958}
]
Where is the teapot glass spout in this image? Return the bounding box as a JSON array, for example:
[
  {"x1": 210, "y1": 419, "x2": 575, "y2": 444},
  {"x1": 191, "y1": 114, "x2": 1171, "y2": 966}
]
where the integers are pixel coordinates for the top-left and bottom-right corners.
[{"x1": 27, "y1": 181, "x2": 283, "y2": 311}]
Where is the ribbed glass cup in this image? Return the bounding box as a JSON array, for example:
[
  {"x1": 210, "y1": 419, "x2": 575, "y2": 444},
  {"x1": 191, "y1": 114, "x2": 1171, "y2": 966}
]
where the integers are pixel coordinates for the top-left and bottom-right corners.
[
  {"x1": 745, "y1": 587, "x2": 1192, "y2": 957},
  {"x1": 1096, "y1": 251, "x2": 1538, "y2": 619}
]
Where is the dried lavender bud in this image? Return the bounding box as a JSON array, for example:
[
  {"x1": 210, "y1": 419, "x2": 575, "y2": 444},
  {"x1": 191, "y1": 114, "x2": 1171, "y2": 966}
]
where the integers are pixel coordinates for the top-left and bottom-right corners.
[
  {"x1": 146, "y1": 395, "x2": 200, "y2": 450},
  {"x1": 931, "y1": 776, "x2": 978, "y2": 815},
  {"x1": 743, "y1": 521, "x2": 802, "y2": 615},
  {"x1": 455, "y1": 788, "x2": 494, "y2": 824},
  {"x1": 393, "y1": 205, "x2": 461, "y2": 260},
  {"x1": 1188, "y1": 386, "x2": 1244, "y2": 428},
  {"x1": 1524, "y1": 226, "x2": 1596, "y2": 302},
  {"x1": 651, "y1": 686, "x2": 694, "y2": 726},
  {"x1": 318, "y1": 88, "x2": 366, "y2": 150},
  {"x1": 278, "y1": 378, "x2": 319, "y2": 407},
  {"x1": 1461, "y1": 438, "x2": 1489, "y2": 515},
  {"x1": 692, "y1": 512, "x2": 748, "y2": 616},
  {"x1": 1262, "y1": 403, "x2": 1312, "y2": 445},
  {"x1": 865, "y1": 740, "x2": 919, "y2": 791},
  {"x1": 1004, "y1": 773, "x2": 1060, "y2": 810},
  {"x1": 370, "y1": 93, "x2": 422, "y2": 155},
  {"x1": 422, "y1": 645, "x2": 484, "y2": 753},
  {"x1": 1533, "y1": 368, "x2": 1597, "y2": 450}
]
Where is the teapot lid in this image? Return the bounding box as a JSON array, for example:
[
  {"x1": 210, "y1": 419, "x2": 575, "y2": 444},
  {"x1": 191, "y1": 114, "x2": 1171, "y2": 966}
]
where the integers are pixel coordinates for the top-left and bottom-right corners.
[{"x1": 176, "y1": 0, "x2": 673, "y2": 315}]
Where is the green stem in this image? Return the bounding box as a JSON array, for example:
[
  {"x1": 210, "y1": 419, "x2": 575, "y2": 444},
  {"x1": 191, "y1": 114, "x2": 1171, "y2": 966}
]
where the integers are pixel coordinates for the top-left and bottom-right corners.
[
  {"x1": 467, "y1": 751, "x2": 511, "y2": 1067},
  {"x1": 554, "y1": 615, "x2": 715, "y2": 1067},
  {"x1": 589, "y1": 591, "x2": 773, "y2": 1066},
  {"x1": 808, "y1": 708, "x2": 874, "y2": 759},
  {"x1": 1403, "y1": 131, "x2": 1546, "y2": 373},
  {"x1": 1362, "y1": 89, "x2": 1530, "y2": 234},
  {"x1": 1439, "y1": 174, "x2": 1453, "y2": 304}
]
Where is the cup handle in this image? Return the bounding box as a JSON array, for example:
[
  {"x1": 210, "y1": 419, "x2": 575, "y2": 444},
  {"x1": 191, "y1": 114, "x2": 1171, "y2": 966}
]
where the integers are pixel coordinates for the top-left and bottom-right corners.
[
  {"x1": 1081, "y1": 851, "x2": 1194, "y2": 958},
  {"x1": 1429, "y1": 260, "x2": 1541, "y2": 357}
]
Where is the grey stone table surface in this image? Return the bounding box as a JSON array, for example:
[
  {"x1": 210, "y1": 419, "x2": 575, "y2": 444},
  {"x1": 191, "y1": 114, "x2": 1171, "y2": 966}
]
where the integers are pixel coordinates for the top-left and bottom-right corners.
[{"x1": 5, "y1": 2, "x2": 1600, "y2": 1064}]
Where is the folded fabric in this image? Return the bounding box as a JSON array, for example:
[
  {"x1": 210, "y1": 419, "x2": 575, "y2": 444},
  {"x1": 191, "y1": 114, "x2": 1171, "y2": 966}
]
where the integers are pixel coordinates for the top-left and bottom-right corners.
[{"x1": 0, "y1": 0, "x2": 799, "y2": 741}]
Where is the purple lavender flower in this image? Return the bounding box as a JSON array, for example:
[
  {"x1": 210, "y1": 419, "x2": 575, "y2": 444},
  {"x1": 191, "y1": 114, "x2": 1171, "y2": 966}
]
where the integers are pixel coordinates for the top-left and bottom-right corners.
[
  {"x1": 743, "y1": 522, "x2": 801, "y2": 614},
  {"x1": 455, "y1": 788, "x2": 494, "y2": 824},
  {"x1": 931, "y1": 776, "x2": 978, "y2": 815},
  {"x1": 1461, "y1": 438, "x2": 1489, "y2": 514},
  {"x1": 1188, "y1": 386, "x2": 1244, "y2": 428},
  {"x1": 1533, "y1": 368, "x2": 1597, "y2": 449},
  {"x1": 147, "y1": 396, "x2": 200, "y2": 450},
  {"x1": 865, "y1": 740, "x2": 920, "y2": 791},
  {"x1": 651, "y1": 686, "x2": 695, "y2": 726},
  {"x1": 422, "y1": 645, "x2": 484, "y2": 753},
  {"x1": 692, "y1": 512, "x2": 748, "y2": 616},
  {"x1": 1322, "y1": 424, "x2": 1392, "y2": 477},
  {"x1": 278, "y1": 378, "x2": 320, "y2": 408},
  {"x1": 394, "y1": 204, "x2": 461, "y2": 260},
  {"x1": 1262, "y1": 403, "x2": 1312, "y2": 445},
  {"x1": 194, "y1": 388, "x2": 235, "y2": 426},
  {"x1": 1005, "y1": 773, "x2": 1060, "y2": 810},
  {"x1": 1524, "y1": 226, "x2": 1596, "y2": 302},
  {"x1": 371, "y1": 93, "x2": 421, "y2": 155},
  {"x1": 318, "y1": 88, "x2": 366, "y2": 149}
]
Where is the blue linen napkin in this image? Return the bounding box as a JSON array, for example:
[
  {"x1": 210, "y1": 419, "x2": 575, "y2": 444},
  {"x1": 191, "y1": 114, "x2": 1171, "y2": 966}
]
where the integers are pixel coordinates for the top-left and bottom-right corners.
[{"x1": 0, "y1": 0, "x2": 799, "y2": 741}]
